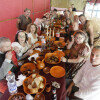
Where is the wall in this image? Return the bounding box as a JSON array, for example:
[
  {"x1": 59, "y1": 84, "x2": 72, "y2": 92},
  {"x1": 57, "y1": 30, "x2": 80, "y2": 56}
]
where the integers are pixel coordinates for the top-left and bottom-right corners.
[
  {"x1": 0, "y1": 0, "x2": 50, "y2": 42},
  {"x1": 51, "y1": 0, "x2": 87, "y2": 11}
]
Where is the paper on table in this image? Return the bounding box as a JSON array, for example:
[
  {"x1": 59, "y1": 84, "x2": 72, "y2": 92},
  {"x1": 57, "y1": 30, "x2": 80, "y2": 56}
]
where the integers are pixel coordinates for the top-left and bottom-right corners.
[
  {"x1": 16, "y1": 74, "x2": 26, "y2": 87},
  {"x1": 35, "y1": 48, "x2": 41, "y2": 51},
  {"x1": 28, "y1": 53, "x2": 39, "y2": 61}
]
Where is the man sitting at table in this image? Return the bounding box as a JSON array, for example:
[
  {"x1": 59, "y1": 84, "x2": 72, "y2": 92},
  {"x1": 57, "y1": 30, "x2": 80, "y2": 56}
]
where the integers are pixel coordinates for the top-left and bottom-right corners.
[
  {"x1": 65, "y1": 46, "x2": 100, "y2": 100},
  {"x1": 0, "y1": 37, "x2": 18, "y2": 80}
]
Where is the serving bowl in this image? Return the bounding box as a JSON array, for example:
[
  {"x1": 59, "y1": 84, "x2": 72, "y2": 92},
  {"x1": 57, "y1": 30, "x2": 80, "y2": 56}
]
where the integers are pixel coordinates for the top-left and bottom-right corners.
[
  {"x1": 45, "y1": 53, "x2": 61, "y2": 64},
  {"x1": 54, "y1": 50, "x2": 65, "y2": 57},
  {"x1": 8, "y1": 93, "x2": 25, "y2": 100},
  {"x1": 20, "y1": 63, "x2": 36, "y2": 77},
  {"x1": 43, "y1": 67, "x2": 50, "y2": 74},
  {"x1": 34, "y1": 93, "x2": 45, "y2": 100},
  {"x1": 23, "y1": 74, "x2": 46, "y2": 94}
]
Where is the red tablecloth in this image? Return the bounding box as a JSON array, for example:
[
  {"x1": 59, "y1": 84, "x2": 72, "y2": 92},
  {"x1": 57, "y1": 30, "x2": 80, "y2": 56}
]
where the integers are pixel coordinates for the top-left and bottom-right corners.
[{"x1": 0, "y1": 62, "x2": 66, "y2": 100}]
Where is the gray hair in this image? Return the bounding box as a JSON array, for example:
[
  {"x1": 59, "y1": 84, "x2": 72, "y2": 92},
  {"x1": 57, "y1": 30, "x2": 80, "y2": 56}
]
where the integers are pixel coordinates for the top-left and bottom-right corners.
[{"x1": 0, "y1": 37, "x2": 10, "y2": 48}]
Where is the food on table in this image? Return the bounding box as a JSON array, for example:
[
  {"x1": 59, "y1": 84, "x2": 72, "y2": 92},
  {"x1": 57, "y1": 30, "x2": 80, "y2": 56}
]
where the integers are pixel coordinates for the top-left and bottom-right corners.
[
  {"x1": 46, "y1": 55, "x2": 59, "y2": 63},
  {"x1": 20, "y1": 63, "x2": 36, "y2": 77},
  {"x1": 10, "y1": 95, "x2": 24, "y2": 100},
  {"x1": 8, "y1": 93, "x2": 25, "y2": 100},
  {"x1": 23, "y1": 74, "x2": 46, "y2": 94},
  {"x1": 22, "y1": 69, "x2": 32, "y2": 77},
  {"x1": 57, "y1": 42, "x2": 62, "y2": 47},
  {"x1": 54, "y1": 41, "x2": 66, "y2": 48},
  {"x1": 45, "y1": 53, "x2": 61, "y2": 64}
]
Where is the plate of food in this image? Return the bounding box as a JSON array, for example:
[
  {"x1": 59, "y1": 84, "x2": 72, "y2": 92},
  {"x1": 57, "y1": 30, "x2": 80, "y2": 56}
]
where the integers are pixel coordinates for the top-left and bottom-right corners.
[
  {"x1": 45, "y1": 53, "x2": 61, "y2": 64},
  {"x1": 8, "y1": 93, "x2": 25, "y2": 100},
  {"x1": 20, "y1": 63, "x2": 38, "y2": 77},
  {"x1": 54, "y1": 41, "x2": 66, "y2": 48},
  {"x1": 23, "y1": 74, "x2": 46, "y2": 94},
  {"x1": 50, "y1": 66, "x2": 65, "y2": 78}
]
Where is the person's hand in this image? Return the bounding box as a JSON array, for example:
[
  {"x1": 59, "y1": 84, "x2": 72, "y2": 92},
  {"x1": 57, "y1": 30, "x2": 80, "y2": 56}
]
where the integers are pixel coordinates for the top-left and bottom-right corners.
[
  {"x1": 5, "y1": 51, "x2": 12, "y2": 60},
  {"x1": 90, "y1": 45, "x2": 93, "y2": 50},
  {"x1": 71, "y1": 35, "x2": 74, "y2": 43},
  {"x1": 13, "y1": 46, "x2": 21, "y2": 54},
  {"x1": 66, "y1": 85, "x2": 73, "y2": 96},
  {"x1": 61, "y1": 57, "x2": 67, "y2": 62},
  {"x1": 34, "y1": 43, "x2": 39, "y2": 48},
  {"x1": 26, "y1": 49, "x2": 33, "y2": 55}
]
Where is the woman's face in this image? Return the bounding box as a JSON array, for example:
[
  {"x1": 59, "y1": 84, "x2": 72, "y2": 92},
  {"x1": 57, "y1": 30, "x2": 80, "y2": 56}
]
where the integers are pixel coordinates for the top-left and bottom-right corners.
[
  {"x1": 66, "y1": 20, "x2": 70, "y2": 24},
  {"x1": 18, "y1": 32, "x2": 26, "y2": 44},
  {"x1": 75, "y1": 34, "x2": 85, "y2": 44},
  {"x1": 30, "y1": 25, "x2": 36, "y2": 33}
]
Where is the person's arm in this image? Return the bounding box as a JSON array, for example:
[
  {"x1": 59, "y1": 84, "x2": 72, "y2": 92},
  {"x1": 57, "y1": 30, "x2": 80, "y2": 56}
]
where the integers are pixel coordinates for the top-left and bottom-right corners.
[
  {"x1": 67, "y1": 35, "x2": 74, "y2": 49},
  {"x1": 68, "y1": 55, "x2": 84, "y2": 63},
  {"x1": 16, "y1": 18, "x2": 21, "y2": 30},
  {"x1": 66, "y1": 81, "x2": 75, "y2": 96},
  {"x1": 66, "y1": 63, "x2": 85, "y2": 96},
  {"x1": 87, "y1": 24, "x2": 94, "y2": 47},
  {"x1": 28, "y1": 37, "x2": 32, "y2": 45},
  {"x1": 61, "y1": 55, "x2": 84, "y2": 63},
  {"x1": 0, "y1": 60, "x2": 13, "y2": 80},
  {"x1": 0, "y1": 51, "x2": 13, "y2": 80}
]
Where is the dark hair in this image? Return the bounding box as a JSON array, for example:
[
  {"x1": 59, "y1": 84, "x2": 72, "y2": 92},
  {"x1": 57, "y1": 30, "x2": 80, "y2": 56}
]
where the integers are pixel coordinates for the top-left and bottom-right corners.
[
  {"x1": 66, "y1": 18, "x2": 72, "y2": 25},
  {"x1": 15, "y1": 30, "x2": 28, "y2": 43},
  {"x1": 42, "y1": 16, "x2": 47, "y2": 19},
  {"x1": 24, "y1": 8, "x2": 31, "y2": 12},
  {"x1": 53, "y1": 8, "x2": 57, "y2": 12},
  {"x1": 74, "y1": 30, "x2": 88, "y2": 43},
  {"x1": 26, "y1": 23, "x2": 37, "y2": 34},
  {"x1": 79, "y1": 14, "x2": 85, "y2": 17}
]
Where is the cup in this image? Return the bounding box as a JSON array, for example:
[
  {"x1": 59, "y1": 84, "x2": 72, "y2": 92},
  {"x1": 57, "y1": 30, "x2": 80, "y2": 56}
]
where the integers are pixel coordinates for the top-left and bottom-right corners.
[
  {"x1": 56, "y1": 33, "x2": 60, "y2": 37},
  {"x1": 45, "y1": 83, "x2": 51, "y2": 92}
]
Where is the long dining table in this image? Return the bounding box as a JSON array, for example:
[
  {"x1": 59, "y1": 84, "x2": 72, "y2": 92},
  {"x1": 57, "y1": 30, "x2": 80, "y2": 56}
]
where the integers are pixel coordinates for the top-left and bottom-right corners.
[{"x1": 0, "y1": 51, "x2": 66, "y2": 100}]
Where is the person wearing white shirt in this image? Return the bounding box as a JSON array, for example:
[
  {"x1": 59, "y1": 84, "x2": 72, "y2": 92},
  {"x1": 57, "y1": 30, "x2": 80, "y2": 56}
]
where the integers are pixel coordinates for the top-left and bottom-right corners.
[
  {"x1": 15, "y1": 30, "x2": 33, "y2": 60},
  {"x1": 65, "y1": 46, "x2": 100, "y2": 100},
  {"x1": 26, "y1": 23, "x2": 38, "y2": 45}
]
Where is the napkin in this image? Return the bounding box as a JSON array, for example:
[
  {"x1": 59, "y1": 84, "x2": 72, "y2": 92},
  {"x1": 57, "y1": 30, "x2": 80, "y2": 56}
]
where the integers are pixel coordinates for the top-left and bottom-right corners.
[
  {"x1": 16, "y1": 74, "x2": 26, "y2": 87},
  {"x1": 58, "y1": 48, "x2": 62, "y2": 51},
  {"x1": 28, "y1": 53, "x2": 39, "y2": 61},
  {"x1": 26, "y1": 94, "x2": 34, "y2": 100},
  {"x1": 52, "y1": 81, "x2": 60, "y2": 88},
  {"x1": 35, "y1": 48, "x2": 41, "y2": 51}
]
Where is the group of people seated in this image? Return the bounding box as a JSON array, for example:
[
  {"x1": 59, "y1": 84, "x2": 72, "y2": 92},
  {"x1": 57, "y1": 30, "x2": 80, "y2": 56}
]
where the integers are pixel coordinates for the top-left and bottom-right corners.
[{"x1": 0, "y1": 6, "x2": 100, "y2": 100}]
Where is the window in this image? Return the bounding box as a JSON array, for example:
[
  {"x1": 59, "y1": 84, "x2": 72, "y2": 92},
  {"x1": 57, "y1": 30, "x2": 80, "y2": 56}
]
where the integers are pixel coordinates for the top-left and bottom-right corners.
[{"x1": 85, "y1": 2, "x2": 100, "y2": 18}]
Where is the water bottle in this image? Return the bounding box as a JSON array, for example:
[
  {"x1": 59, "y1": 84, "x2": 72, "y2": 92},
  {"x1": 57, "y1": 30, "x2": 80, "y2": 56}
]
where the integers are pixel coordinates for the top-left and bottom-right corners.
[
  {"x1": 6, "y1": 71, "x2": 17, "y2": 95},
  {"x1": 41, "y1": 38, "x2": 46, "y2": 51},
  {"x1": 52, "y1": 87, "x2": 57, "y2": 100}
]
